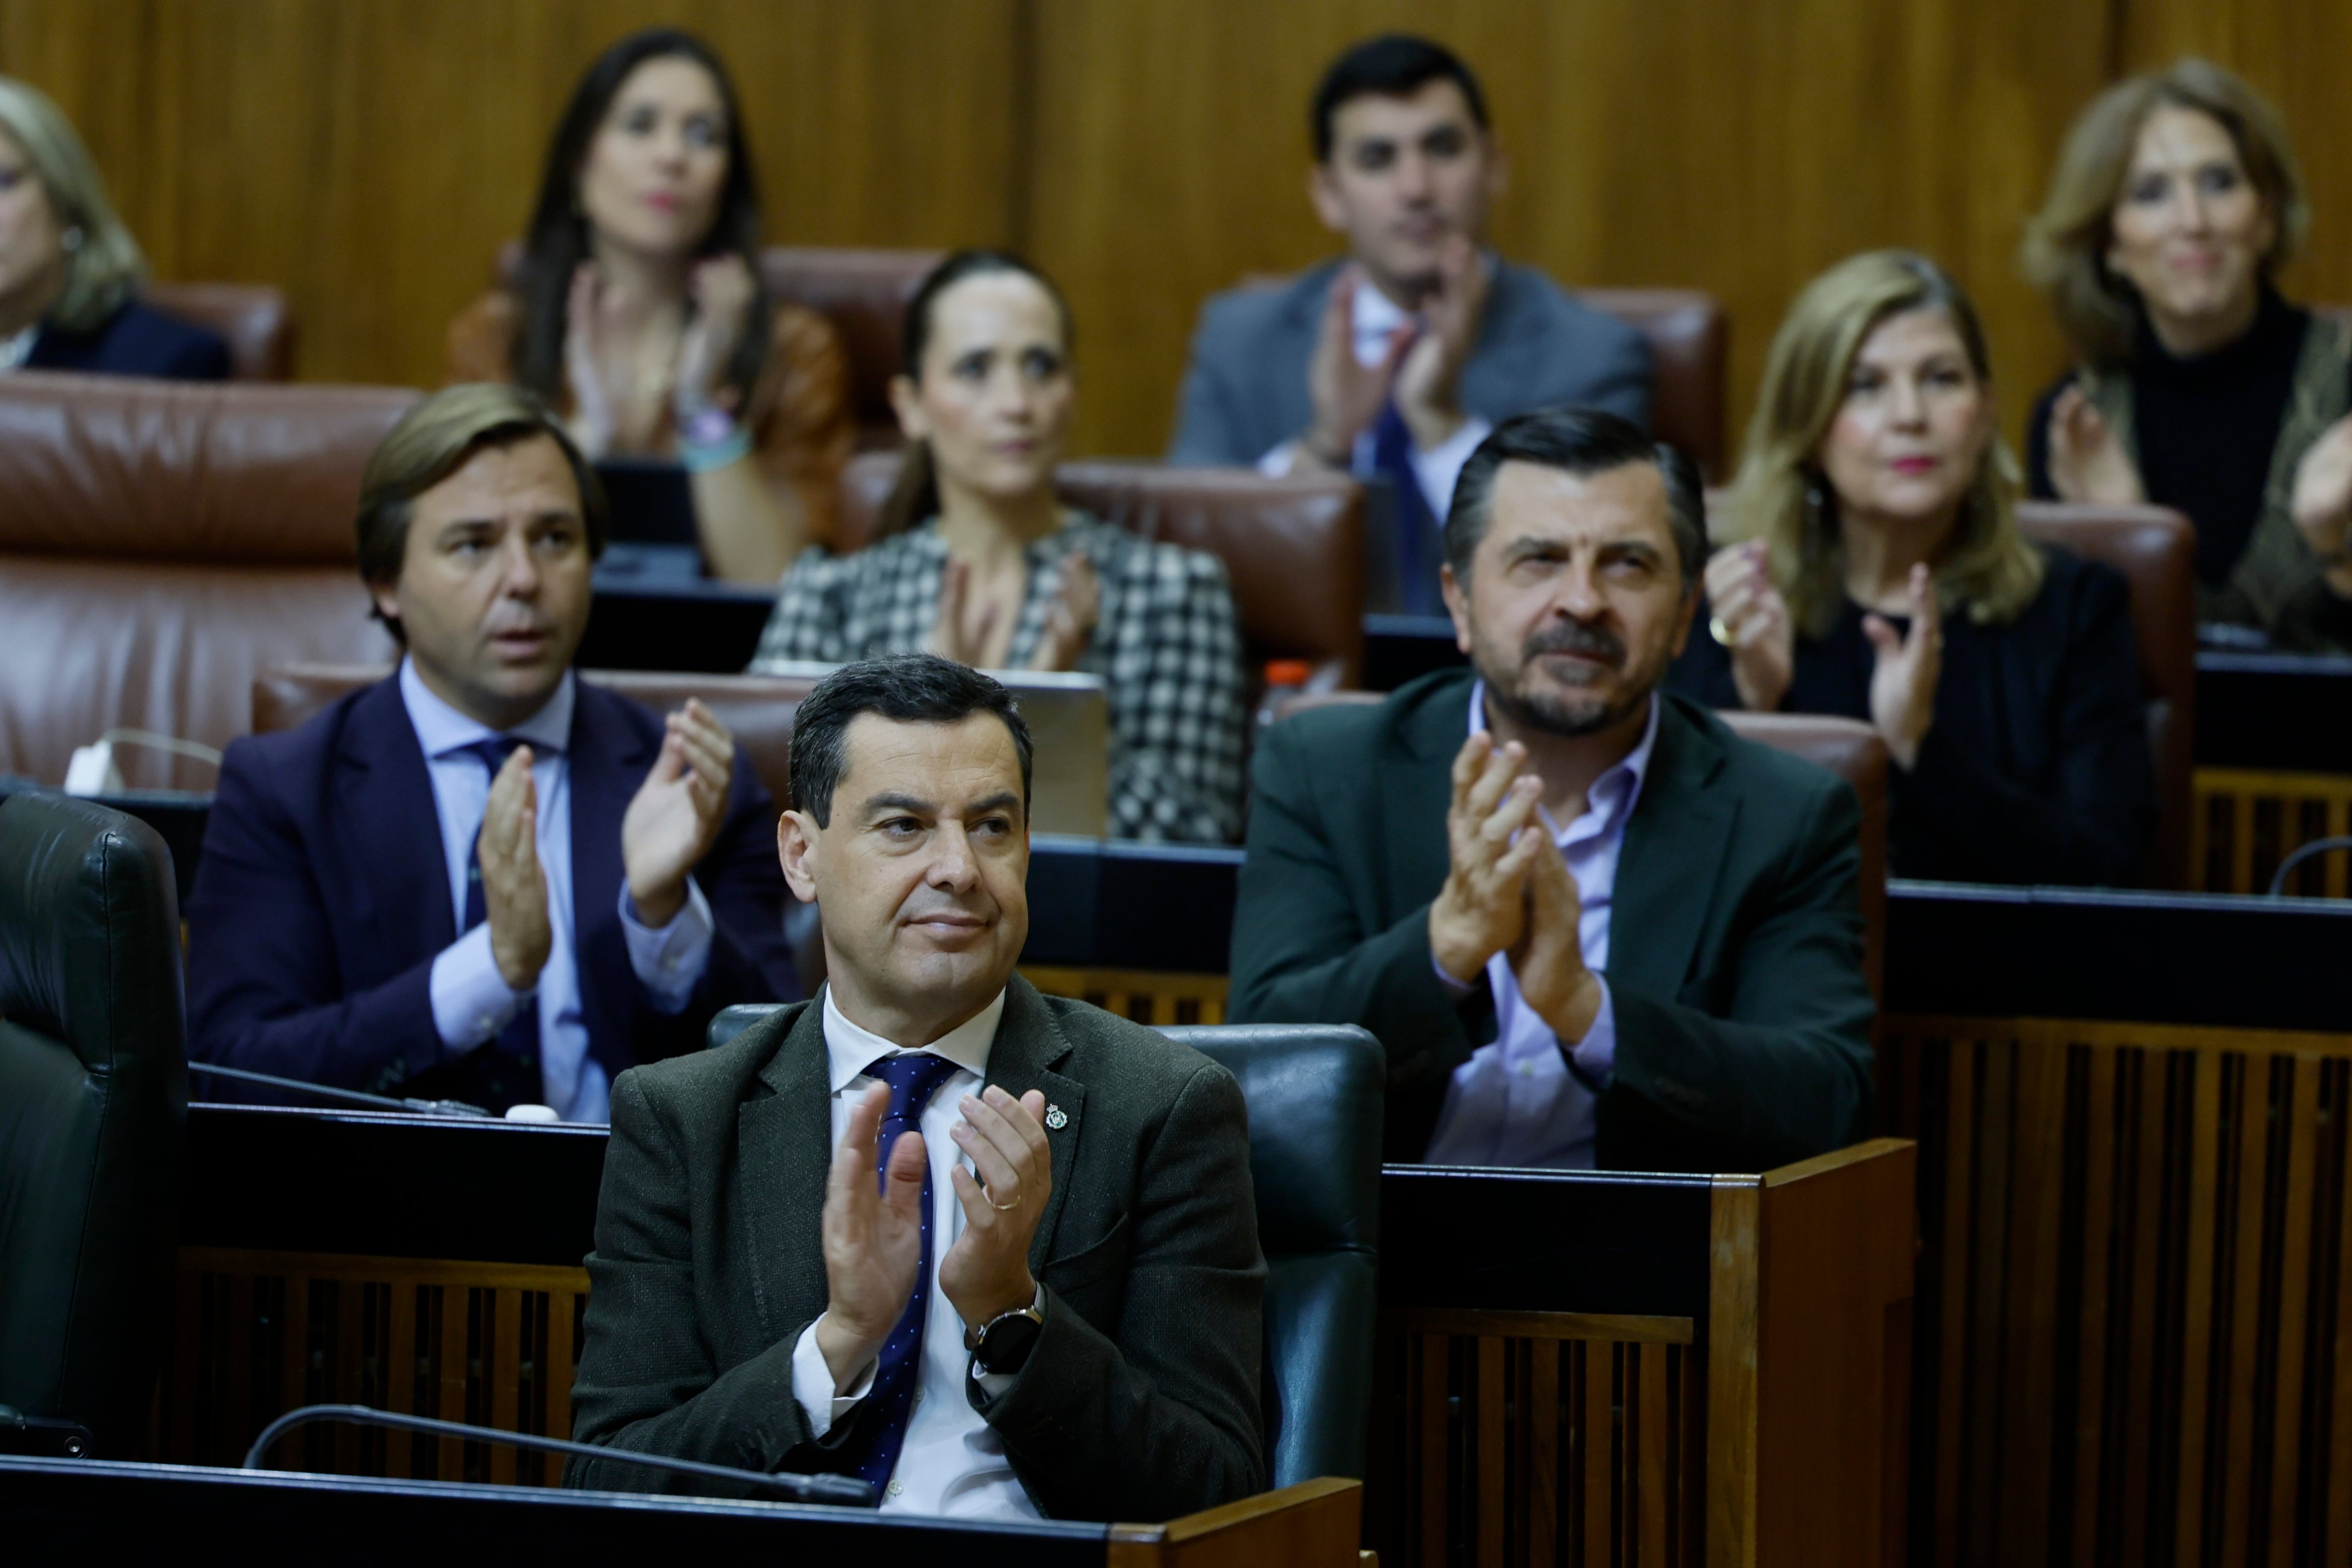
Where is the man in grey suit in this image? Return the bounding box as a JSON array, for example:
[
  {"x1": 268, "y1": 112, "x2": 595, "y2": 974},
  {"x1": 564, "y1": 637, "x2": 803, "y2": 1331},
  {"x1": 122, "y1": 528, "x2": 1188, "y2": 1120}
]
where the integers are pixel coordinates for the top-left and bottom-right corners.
[
  {"x1": 1170, "y1": 34, "x2": 1653, "y2": 613},
  {"x1": 566, "y1": 654, "x2": 1264, "y2": 1520}
]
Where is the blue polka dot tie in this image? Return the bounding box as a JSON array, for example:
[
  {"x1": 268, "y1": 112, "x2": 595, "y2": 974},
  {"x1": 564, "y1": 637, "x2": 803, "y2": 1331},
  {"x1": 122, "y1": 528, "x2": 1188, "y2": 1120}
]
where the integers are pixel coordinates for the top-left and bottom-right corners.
[{"x1": 849, "y1": 1051, "x2": 963, "y2": 1494}]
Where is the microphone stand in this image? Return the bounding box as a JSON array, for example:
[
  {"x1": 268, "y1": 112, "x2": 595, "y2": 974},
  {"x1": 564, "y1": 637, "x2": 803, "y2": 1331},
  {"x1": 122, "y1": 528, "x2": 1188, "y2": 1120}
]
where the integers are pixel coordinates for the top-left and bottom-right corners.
[
  {"x1": 187, "y1": 1061, "x2": 493, "y2": 1119},
  {"x1": 243, "y1": 1403, "x2": 873, "y2": 1507}
]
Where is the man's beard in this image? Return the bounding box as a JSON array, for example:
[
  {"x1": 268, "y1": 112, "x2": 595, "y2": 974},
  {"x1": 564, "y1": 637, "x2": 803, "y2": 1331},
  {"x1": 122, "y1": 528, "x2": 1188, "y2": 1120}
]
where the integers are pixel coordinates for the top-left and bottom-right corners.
[{"x1": 1477, "y1": 619, "x2": 1654, "y2": 739}]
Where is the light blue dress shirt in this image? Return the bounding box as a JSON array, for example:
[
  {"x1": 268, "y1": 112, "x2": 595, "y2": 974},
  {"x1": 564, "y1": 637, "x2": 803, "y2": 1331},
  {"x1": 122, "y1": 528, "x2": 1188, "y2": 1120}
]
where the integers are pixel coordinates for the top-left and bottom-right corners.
[
  {"x1": 402, "y1": 659, "x2": 714, "y2": 1121},
  {"x1": 1422, "y1": 681, "x2": 1658, "y2": 1169}
]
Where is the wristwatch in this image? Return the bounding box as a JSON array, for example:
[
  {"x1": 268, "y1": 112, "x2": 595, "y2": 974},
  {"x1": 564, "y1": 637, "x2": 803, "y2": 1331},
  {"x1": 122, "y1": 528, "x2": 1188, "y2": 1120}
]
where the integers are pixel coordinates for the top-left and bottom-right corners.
[{"x1": 967, "y1": 1291, "x2": 1047, "y2": 1378}]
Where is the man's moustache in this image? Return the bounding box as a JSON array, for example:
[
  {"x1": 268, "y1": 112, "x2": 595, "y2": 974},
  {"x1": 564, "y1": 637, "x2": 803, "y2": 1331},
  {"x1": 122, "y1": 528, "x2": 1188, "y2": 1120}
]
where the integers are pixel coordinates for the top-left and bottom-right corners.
[{"x1": 1523, "y1": 626, "x2": 1625, "y2": 667}]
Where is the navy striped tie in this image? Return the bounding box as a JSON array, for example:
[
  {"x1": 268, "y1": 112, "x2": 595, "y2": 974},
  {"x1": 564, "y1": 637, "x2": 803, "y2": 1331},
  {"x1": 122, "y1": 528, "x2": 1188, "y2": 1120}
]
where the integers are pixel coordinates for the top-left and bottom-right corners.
[{"x1": 847, "y1": 1051, "x2": 963, "y2": 1494}]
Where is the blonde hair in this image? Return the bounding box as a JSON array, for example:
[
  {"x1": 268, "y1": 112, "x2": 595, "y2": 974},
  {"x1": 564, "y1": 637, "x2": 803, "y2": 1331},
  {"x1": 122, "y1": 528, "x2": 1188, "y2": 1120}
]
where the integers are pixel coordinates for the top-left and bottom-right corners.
[
  {"x1": 0, "y1": 76, "x2": 145, "y2": 332},
  {"x1": 2021, "y1": 59, "x2": 2306, "y2": 367},
  {"x1": 1726, "y1": 250, "x2": 2042, "y2": 637}
]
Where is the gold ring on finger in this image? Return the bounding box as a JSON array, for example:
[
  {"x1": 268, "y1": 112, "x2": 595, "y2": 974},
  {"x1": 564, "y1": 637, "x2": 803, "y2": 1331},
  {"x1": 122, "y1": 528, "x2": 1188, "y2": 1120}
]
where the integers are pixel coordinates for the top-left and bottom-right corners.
[{"x1": 988, "y1": 1190, "x2": 1021, "y2": 1212}]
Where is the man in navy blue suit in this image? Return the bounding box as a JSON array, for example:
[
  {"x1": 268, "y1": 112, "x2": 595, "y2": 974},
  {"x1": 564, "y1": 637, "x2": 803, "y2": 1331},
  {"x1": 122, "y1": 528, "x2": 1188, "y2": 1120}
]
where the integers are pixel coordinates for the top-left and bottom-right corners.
[{"x1": 187, "y1": 384, "x2": 795, "y2": 1118}]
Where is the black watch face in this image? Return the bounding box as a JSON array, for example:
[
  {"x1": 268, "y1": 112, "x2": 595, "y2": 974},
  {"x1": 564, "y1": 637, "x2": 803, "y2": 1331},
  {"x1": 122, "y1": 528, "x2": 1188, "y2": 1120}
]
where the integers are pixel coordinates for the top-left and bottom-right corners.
[{"x1": 977, "y1": 1313, "x2": 1044, "y2": 1375}]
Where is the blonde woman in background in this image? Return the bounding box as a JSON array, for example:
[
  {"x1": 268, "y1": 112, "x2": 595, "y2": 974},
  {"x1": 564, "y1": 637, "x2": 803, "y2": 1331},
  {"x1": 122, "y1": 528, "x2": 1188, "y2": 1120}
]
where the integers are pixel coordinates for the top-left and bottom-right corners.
[
  {"x1": 1671, "y1": 251, "x2": 2157, "y2": 887},
  {"x1": 2022, "y1": 58, "x2": 2352, "y2": 650},
  {"x1": 0, "y1": 75, "x2": 227, "y2": 377}
]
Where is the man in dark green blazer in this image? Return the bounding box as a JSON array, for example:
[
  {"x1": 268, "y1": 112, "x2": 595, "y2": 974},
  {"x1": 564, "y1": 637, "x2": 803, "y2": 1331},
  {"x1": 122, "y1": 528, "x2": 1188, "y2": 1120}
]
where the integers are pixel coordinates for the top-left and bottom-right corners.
[
  {"x1": 567, "y1": 655, "x2": 1264, "y2": 1520},
  {"x1": 1230, "y1": 410, "x2": 1874, "y2": 1172}
]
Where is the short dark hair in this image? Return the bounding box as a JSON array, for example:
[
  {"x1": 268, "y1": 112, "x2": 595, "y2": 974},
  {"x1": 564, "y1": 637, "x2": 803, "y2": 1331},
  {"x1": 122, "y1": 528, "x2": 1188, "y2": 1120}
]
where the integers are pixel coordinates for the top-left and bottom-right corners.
[
  {"x1": 355, "y1": 384, "x2": 607, "y2": 643},
  {"x1": 1444, "y1": 408, "x2": 1705, "y2": 586},
  {"x1": 1312, "y1": 34, "x2": 1490, "y2": 163},
  {"x1": 789, "y1": 654, "x2": 1035, "y2": 828}
]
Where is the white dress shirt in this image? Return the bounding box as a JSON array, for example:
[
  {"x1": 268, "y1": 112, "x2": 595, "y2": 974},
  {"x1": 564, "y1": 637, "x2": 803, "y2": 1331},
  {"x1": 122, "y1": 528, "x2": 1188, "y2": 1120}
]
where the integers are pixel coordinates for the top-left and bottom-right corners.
[
  {"x1": 401, "y1": 658, "x2": 713, "y2": 1121},
  {"x1": 1258, "y1": 265, "x2": 1494, "y2": 518},
  {"x1": 1422, "y1": 681, "x2": 1658, "y2": 1169},
  {"x1": 0, "y1": 322, "x2": 36, "y2": 372},
  {"x1": 789, "y1": 984, "x2": 1039, "y2": 1519}
]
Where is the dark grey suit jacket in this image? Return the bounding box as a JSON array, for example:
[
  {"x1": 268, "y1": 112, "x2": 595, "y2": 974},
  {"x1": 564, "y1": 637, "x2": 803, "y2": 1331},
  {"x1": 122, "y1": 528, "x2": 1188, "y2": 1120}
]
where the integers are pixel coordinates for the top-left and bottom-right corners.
[
  {"x1": 564, "y1": 975, "x2": 1267, "y2": 1521},
  {"x1": 1168, "y1": 257, "x2": 1654, "y2": 467}
]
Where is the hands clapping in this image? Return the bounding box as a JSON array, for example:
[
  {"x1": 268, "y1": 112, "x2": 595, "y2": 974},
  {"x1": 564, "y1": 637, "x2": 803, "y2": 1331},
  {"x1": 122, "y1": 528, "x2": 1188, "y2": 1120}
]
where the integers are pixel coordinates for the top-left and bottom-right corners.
[
  {"x1": 1863, "y1": 564, "x2": 1941, "y2": 769},
  {"x1": 1703, "y1": 541, "x2": 1795, "y2": 712},
  {"x1": 477, "y1": 746, "x2": 552, "y2": 991},
  {"x1": 814, "y1": 1077, "x2": 1053, "y2": 1394},
  {"x1": 2044, "y1": 385, "x2": 2145, "y2": 507},
  {"x1": 621, "y1": 699, "x2": 734, "y2": 927},
  {"x1": 1427, "y1": 732, "x2": 1602, "y2": 1044}
]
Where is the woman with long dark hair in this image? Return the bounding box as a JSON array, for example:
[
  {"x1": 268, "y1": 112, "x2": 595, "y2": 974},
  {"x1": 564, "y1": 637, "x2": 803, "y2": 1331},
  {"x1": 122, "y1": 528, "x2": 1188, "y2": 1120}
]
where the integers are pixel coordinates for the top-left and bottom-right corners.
[
  {"x1": 445, "y1": 29, "x2": 851, "y2": 581},
  {"x1": 749, "y1": 250, "x2": 1248, "y2": 843}
]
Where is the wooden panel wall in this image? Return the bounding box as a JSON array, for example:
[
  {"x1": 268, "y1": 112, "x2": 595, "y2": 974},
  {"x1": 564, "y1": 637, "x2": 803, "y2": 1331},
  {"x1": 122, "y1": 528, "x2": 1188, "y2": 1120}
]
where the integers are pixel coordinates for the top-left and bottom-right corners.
[
  {"x1": 0, "y1": 3, "x2": 2336, "y2": 475},
  {"x1": 0, "y1": 0, "x2": 1018, "y2": 392}
]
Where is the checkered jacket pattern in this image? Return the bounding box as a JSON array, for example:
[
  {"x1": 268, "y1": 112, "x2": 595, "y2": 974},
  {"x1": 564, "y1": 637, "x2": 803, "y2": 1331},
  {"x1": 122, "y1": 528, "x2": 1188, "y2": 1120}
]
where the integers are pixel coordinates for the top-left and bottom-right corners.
[{"x1": 749, "y1": 513, "x2": 1247, "y2": 842}]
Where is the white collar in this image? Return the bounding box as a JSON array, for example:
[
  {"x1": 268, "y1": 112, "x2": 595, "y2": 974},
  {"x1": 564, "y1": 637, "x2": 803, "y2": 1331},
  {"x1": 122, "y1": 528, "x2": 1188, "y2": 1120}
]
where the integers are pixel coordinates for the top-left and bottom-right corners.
[
  {"x1": 0, "y1": 322, "x2": 38, "y2": 372},
  {"x1": 821, "y1": 983, "x2": 1005, "y2": 1093},
  {"x1": 1467, "y1": 678, "x2": 1660, "y2": 841},
  {"x1": 399, "y1": 656, "x2": 574, "y2": 759}
]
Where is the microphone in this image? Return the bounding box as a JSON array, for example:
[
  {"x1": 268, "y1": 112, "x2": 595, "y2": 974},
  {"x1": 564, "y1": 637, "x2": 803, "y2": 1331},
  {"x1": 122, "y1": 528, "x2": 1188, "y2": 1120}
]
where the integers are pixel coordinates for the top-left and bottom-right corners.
[
  {"x1": 188, "y1": 1061, "x2": 493, "y2": 1119},
  {"x1": 243, "y1": 1403, "x2": 874, "y2": 1507}
]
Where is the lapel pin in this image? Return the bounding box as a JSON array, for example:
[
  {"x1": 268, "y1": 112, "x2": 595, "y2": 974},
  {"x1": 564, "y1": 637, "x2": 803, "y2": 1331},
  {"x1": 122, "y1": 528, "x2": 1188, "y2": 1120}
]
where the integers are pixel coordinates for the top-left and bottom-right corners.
[{"x1": 1044, "y1": 1103, "x2": 1068, "y2": 1130}]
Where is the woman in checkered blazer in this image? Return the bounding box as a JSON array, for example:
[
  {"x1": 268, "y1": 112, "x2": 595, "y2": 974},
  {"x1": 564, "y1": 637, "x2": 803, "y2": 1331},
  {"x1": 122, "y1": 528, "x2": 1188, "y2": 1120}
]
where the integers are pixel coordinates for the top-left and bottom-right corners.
[{"x1": 749, "y1": 251, "x2": 1247, "y2": 842}]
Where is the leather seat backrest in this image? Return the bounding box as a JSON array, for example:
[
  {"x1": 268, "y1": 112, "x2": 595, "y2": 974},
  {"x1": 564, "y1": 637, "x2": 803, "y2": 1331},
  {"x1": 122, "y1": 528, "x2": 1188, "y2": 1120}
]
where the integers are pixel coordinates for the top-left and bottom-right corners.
[
  {"x1": 761, "y1": 248, "x2": 941, "y2": 450},
  {"x1": 0, "y1": 793, "x2": 188, "y2": 1452},
  {"x1": 1270, "y1": 692, "x2": 1888, "y2": 996},
  {"x1": 0, "y1": 374, "x2": 416, "y2": 790},
  {"x1": 1576, "y1": 288, "x2": 1729, "y2": 482},
  {"x1": 835, "y1": 451, "x2": 1366, "y2": 689},
  {"x1": 142, "y1": 282, "x2": 298, "y2": 381},
  {"x1": 255, "y1": 666, "x2": 820, "y2": 809},
  {"x1": 1717, "y1": 711, "x2": 1888, "y2": 997},
  {"x1": 2015, "y1": 502, "x2": 2196, "y2": 889},
  {"x1": 702, "y1": 1005, "x2": 1385, "y2": 1488},
  {"x1": 1160, "y1": 1022, "x2": 1383, "y2": 1487}
]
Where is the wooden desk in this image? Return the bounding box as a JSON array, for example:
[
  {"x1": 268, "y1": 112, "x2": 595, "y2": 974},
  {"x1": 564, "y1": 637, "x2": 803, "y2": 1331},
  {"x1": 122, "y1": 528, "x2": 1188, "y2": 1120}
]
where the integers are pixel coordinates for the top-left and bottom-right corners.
[
  {"x1": 0, "y1": 1456, "x2": 1359, "y2": 1565},
  {"x1": 157, "y1": 1107, "x2": 1913, "y2": 1567}
]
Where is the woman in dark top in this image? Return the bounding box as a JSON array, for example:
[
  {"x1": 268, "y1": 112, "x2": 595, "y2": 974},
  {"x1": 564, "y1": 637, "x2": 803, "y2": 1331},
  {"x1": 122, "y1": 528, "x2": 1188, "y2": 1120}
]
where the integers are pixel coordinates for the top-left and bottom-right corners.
[
  {"x1": 2020, "y1": 59, "x2": 2352, "y2": 650},
  {"x1": 1674, "y1": 251, "x2": 2157, "y2": 887},
  {"x1": 0, "y1": 76, "x2": 228, "y2": 379}
]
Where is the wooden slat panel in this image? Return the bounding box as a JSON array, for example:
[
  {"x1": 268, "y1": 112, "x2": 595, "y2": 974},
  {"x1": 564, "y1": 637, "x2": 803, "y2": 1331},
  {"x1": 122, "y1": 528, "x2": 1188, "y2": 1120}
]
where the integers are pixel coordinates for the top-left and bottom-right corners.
[
  {"x1": 1928, "y1": 1032, "x2": 1976, "y2": 1568},
  {"x1": 1419, "y1": 1334, "x2": 1448, "y2": 1568},
  {"x1": 436, "y1": 1286, "x2": 467, "y2": 1482},
  {"x1": 1585, "y1": 1341, "x2": 1615, "y2": 1568},
  {"x1": 1395, "y1": 1309, "x2": 1695, "y2": 1345},
  {"x1": 1478, "y1": 1336, "x2": 1506, "y2": 1568},
  {"x1": 2329, "y1": 1062, "x2": 2352, "y2": 1564},
  {"x1": 333, "y1": 1281, "x2": 363, "y2": 1475},
  {"x1": 2068, "y1": 1042, "x2": 2119, "y2": 1568},
  {"x1": 1530, "y1": 1338, "x2": 1561, "y2": 1568},
  {"x1": 221, "y1": 1272, "x2": 254, "y2": 1465},
  {"x1": 548, "y1": 1288, "x2": 577, "y2": 1451},
  {"x1": 385, "y1": 1277, "x2": 416, "y2": 1479},
  {"x1": 487, "y1": 1288, "x2": 520, "y2": 1486},
  {"x1": 1640, "y1": 1341, "x2": 1670, "y2": 1568},
  {"x1": 2266, "y1": 1056, "x2": 2321, "y2": 1566}
]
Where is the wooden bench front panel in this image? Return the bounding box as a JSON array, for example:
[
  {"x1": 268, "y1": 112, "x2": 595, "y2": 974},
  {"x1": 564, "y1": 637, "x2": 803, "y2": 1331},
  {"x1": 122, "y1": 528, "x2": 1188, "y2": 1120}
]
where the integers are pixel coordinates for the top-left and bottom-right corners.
[
  {"x1": 2192, "y1": 768, "x2": 2352, "y2": 895},
  {"x1": 151, "y1": 1249, "x2": 589, "y2": 1488},
  {"x1": 1884, "y1": 1016, "x2": 2352, "y2": 1568},
  {"x1": 1365, "y1": 1309, "x2": 1702, "y2": 1568}
]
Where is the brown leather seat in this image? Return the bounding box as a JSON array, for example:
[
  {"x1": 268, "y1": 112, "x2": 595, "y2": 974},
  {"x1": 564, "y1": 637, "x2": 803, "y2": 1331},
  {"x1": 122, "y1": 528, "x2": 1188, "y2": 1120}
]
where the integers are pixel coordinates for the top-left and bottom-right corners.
[
  {"x1": 1266, "y1": 691, "x2": 1887, "y2": 995},
  {"x1": 2016, "y1": 501, "x2": 2197, "y2": 889},
  {"x1": 0, "y1": 374, "x2": 416, "y2": 790},
  {"x1": 761, "y1": 248, "x2": 940, "y2": 451},
  {"x1": 142, "y1": 282, "x2": 298, "y2": 381},
  {"x1": 835, "y1": 451, "x2": 1365, "y2": 690},
  {"x1": 1577, "y1": 289, "x2": 1728, "y2": 482},
  {"x1": 256, "y1": 666, "x2": 819, "y2": 809},
  {"x1": 494, "y1": 241, "x2": 937, "y2": 452}
]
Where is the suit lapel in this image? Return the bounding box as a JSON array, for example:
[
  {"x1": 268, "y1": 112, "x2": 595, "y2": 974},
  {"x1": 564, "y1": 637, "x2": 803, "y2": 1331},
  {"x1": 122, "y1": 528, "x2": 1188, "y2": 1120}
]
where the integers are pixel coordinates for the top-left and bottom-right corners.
[
  {"x1": 982, "y1": 976, "x2": 1085, "y2": 1267},
  {"x1": 738, "y1": 1003, "x2": 834, "y2": 1342},
  {"x1": 333, "y1": 678, "x2": 452, "y2": 966},
  {"x1": 1382, "y1": 671, "x2": 1477, "y2": 922},
  {"x1": 1459, "y1": 261, "x2": 1547, "y2": 422},
  {"x1": 567, "y1": 683, "x2": 655, "y2": 1084},
  {"x1": 1611, "y1": 699, "x2": 1738, "y2": 1001}
]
